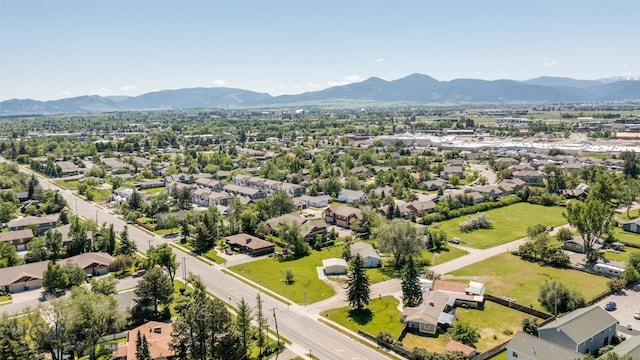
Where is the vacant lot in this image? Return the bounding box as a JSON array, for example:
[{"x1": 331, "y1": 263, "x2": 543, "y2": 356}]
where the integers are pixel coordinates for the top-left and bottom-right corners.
[
  {"x1": 433, "y1": 203, "x2": 567, "y2": 249},
  {"x1": 447, "y1": 253, "x2": 609, "y2": 310},
  {"x1": 321, "y1": 295, "x2": 404, "y2": 338},
  {"x1": 612, "y1": 227, "x2": 640, "y2": 247},
  {"x1": 230, "y1": 246, "x2": 342, "y2": 304},
  {"x1": 402, "y1": 301, "x2": 534, "y2": 352}
]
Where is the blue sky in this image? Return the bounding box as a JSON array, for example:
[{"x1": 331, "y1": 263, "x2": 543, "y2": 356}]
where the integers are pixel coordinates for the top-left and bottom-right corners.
[{"x1": 1, "y1": 0, "x2": 638, "y2": 101}]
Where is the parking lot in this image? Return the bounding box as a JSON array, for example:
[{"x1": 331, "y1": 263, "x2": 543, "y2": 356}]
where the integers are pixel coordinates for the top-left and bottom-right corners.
[{"x1": 595, "y1": 286, "x2": 640, "y2": 330}]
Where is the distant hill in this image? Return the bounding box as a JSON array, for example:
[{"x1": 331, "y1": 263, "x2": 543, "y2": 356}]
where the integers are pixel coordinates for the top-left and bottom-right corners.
[{"x1": 2, "y1": 74, "x2": 640, "y2": 115}]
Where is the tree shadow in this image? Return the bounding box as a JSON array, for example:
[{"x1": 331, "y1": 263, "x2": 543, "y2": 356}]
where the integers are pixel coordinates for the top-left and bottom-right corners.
[{"x1": 348, "y1": 308, "x2": 373, "y2": 326}]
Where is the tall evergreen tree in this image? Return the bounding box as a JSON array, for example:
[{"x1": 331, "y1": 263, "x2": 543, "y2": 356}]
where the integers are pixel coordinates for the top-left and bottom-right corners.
[
  {"x1": 136, "y1": 330, "x2": 151, "y2": 360},
  {"x1": 346, "y1": 254, "x2": 370, "y2": 311},
  {"x1": 115, "y1": 225, "x2": 137, "y2": 256},
  {"x1": 401, "y1": 256, "x2": 422, "y2": 307},
  {"x1": 236, "y1": 297, "x2": 253, "y2": 356},
  {"x1": 0, "y1": 314, "x2": 38, "y2": 360},
  {"x1": 255, "y1": 293, "x2": 268, "y2": 357}
]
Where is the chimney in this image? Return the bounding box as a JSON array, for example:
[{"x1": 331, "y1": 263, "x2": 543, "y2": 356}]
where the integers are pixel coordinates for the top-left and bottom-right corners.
[{"x1": 246, "y1": 238, "x2": 251, "y2": 244}]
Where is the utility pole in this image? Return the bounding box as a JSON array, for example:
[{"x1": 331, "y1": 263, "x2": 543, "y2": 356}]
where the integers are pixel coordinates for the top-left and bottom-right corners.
[{"x1": 182, "y1": 257, "x2": 187, "y2": 279}]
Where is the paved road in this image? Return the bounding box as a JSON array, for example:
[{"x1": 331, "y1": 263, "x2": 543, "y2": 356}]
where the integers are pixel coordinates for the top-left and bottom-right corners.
[
  {"x1": 469, "y1": 163, "x2": 498, "y2": 185},
  {"x1": 26, "y1": 169, "x2": 394, "y2": 360}
]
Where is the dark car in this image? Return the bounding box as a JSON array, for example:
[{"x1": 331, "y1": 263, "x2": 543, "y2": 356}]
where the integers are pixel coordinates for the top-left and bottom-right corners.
[
  {"x1": 449, "y1": 237, "x2": 460, "y2": 244},
  {"x1": 605, "y1": 301, "x2": 616, "y2": 311},
  {"x1": 132, "y1": 269, "x2": 146, "y2": 278}
]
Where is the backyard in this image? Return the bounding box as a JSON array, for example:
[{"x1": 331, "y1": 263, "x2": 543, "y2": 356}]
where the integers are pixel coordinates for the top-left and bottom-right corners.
[
  {"x1": 446, "y1": 253, "x2": 609, "y2": 310},
  {"x1": 611, "y1": 227, "x2": 640, "y2": 247},
  {"x1": 432, "y1": 203, "x2": 567, "y2": 249},
  {"x1": 402, "y1": 301, "x2": 535, "y2": 353},
  {"x1": 229, "y1": 246, "x2": 343, "y2": 304}
]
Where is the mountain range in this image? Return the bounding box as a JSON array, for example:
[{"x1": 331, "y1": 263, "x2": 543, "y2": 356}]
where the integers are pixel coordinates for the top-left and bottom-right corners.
[{"x1": 2, "y1": 74, "x2": 640, "y2": 116}]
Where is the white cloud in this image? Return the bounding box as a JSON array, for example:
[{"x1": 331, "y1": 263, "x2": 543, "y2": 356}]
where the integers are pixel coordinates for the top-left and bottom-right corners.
[
  {"x1": 345, "y1": 74, "x2": 364, "y2": 82},
  {"x1": 59, "y1": 90, "x2": 73, "y2": 98},
  {"x1": 373, "y1": 58, "x2": 385, "y2": 63},
  {"x1": 326, "y1": 74, "x2": 364, "y2": 87},
  {"x1": 306, "y1": 82, "x2": 323, "y2": 90},
  {"x1": 213, "y1": 80, "x2": 226, "y2": 86},
  {"x1": 90, "y1": 87, "x2": 113, "y2": 96},
  {"x1": 543, "y1": 58, "x2": 558, "y2": 67},
  {"x1": 120, "y1": 84, "x2": 137, "y2": 91}
]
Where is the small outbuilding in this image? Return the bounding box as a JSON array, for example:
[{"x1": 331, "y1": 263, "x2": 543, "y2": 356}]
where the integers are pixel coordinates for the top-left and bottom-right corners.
[{"x1": 322, "y1": 258, "x2": 347, "y2": 275}]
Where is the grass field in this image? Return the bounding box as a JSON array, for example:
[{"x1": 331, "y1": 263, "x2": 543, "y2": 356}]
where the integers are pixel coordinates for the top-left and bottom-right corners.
[
  {"x1": 603, "y1": 248, "x2": 640, "y2": 263},
  {"x1": 230, "y1": 246, "x2": 343, "y2": 304},
  {"x1": 432, "y1": 203, "x2": 567, "y2": 249},
  {"x1": 54, "y1": 179, "x2": 79, "y2": 190},
  {"x1": 204, "y1": 248, "x2": 227, "y2": 264},
  {"x1": 402, "y1": 301, "x2": 533, "y2": 352},
  {"x1": 487, "y1": 350, "x2": 507, "y2": 360},
  {"x1": 320, "y1": 296, "x2": 404, "y2": 338},
  {"x1": 424, "y1": 246, "x2": 468, "y2": 266},
  {"x1": 612, "y1": 227, "x2": 640, "y2": 247},
  {"x1": 140, "y1": 187, "x2": 167, "y2": 195},
  {"x1": 447, "y1": 253, "x2": 609, "y2": 310}
]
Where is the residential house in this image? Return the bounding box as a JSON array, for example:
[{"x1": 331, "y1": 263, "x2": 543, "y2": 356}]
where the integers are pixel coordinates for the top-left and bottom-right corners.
[
  {"x1": 16, "y1": 191, "x2": 29, "y2": 202},
  {"x1": 0, "y1": 229, "x2": 34, "y2": 251},
  {"x1": 225, "y1": 233, "x2": 275, "y2": 256},
  {"x1": 111, "y1": 321, "x2": 175, "y2": 360},
  {"x1": 506, "y1": 332, "x2": 584, "y2": 360},
  {"x1": 300, "y1": 195, "x2": 332, "y2": 208},
  {"x1": 538, "y1": 305, "x2": 617, "y2": 355},
  {"x1": 102, "y1": 157, "x2": 128, "y2": 172},
  {"x1": 602, "y1": 159, "x2": 624, "y2": 170},
  {"x1": 371, "y1": 186, "x2": 394, "y2": 198},
  {"x1": 444, "y1": 341, "x2": 478, "y2": 358},
  {"x1": 265, "y1": 213, "x2": 327, "y2": 243},
  {"x1": 402, "y1": 290, "x2": 455, "y2": 335},
  {"x1": 442, "y1": 166, "x2": 464, "y2": 180},
  {"x1": 612, "y1": 334, "x2": 640, "y2": 359},
  {"x1": 512, "y1": 170, "x2": 544, "y2": 186},
  {"x1": 156, "y1": 210, "x2": 189, "y2": 229},
  {"x1": 138, "y1": 180, "x2": 165, "y2": 189},
  {"x1": 223, "y1": 184, "x2": 267, "y2": 200},
  {"x1": 56, "y1": 160, "x2": 84, "y2": 177},
  {"x1": 423, "y1": 179, "x2": 447, "y2": 191},
  {"x1": 433, "y1": 280, "x2": 485, "y2": 309},
  {"x1": 474, "y1": 185, "x2": 504, "y2": 200},
  {"x1": 325, "y1": 206, "x2": 362, "y2": 228},
  {"x1": 406, "y1": 200, "x2": 437, "y2": 217},
  {"x1": 7, "y1": 215, "x2": 59, "y2": 235},
  {"x1": 163, "y1": 173, "x2": 194, "y2": 184},
  {"x1": 322, "y1": 258, "x2": 347, "y2": 275},
  {"x1": 337, "y1": 189, "x2": 368, "y2": 204},
  {"x1": 349, "y1": 242, "x2": 381, "y2": 268},
  {"x1": 0, "y1": 252, "x2": 114, "y2": 293},
  {"x1": 350, "y1": 166, "x2": 372, "y2": 177}
]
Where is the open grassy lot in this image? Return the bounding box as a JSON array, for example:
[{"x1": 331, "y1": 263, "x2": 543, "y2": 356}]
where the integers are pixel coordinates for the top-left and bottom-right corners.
[
  {"x1": 320, "y1": 296, "x2": 404, "y2": 338},
  {"x1": 54, "y1": 179, "x2": 79, "y2": 190},
  {"x1": 230, "y1": 246, "x2": 343, "y2": 304},
  {"x1": 603, "y1": 249, "x2": 640, "y2": 263},
  {"x1": 424, "y1": 246, "x2": 468, "y2": 266},
  {"x1": 403, "y1": 301, "x2": 533, "y2": 352},
  {"x1": 612, "y1": 227, "x2": 640, "y2": 247},
  {"x1": 432, "y1": 203, "x2": 567, "y2": 249},
  {"x1": 447, "y1": 253, "x2": 609, "y2": 309},
  {"x1": 140, "y1": 187, "x2": 167, "y2": 195}
]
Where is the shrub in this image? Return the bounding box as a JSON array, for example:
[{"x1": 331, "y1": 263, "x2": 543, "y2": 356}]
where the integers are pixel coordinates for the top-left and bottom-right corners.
[{"x1": 458, "y1": 213, "x2": 493, "y2": 232}]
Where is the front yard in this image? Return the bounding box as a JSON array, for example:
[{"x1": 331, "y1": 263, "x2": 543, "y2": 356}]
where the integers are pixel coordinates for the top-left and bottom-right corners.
[
  {"x1": 229, "y1": 246, "x2": 343, "y2": 304},
  {"x1": 432, "y1": 203, "x2": 567, "y2": 249},
  {"x1": 320, "y1": 295, "x2": 404, "y2": 338},
  {"x1": 446, "y1": 252, "x2": 609, "y2": 310}
]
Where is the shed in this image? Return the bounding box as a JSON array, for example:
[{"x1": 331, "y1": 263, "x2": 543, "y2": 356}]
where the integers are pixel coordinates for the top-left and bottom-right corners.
[{"x1": 322, "y1": 258, "x2": 347, "y2": 275}]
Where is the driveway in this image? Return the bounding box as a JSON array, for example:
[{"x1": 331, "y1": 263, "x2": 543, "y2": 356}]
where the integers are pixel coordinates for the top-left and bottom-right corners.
[
  {"x1": 594, "y1": 288, "x2": 640, "y2": 331},
  {"x1": 469, "y1": 163, "x2": 498, "y2": 184}
]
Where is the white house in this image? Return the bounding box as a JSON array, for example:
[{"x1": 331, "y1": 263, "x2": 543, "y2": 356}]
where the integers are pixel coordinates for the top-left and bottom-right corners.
[{"x1": 349, "y1": 242, "x2": 381, "y2": 268}]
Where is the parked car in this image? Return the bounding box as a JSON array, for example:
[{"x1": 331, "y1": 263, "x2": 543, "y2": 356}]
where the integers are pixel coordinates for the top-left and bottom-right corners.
[
  {"x1": 449, "y1": 237, "x2": 460, "y2": 244},
  {"x1": 132, "y1": 269, "x2": 146, "y2": 278},
  {"x1": 605, "y1": 301, "x2": 617, "y2": 311},
  {"x1": 225, "y1": 249, "x2": 233, "y2": 255},
  {"x1": 634, "y1": 310, "x2": 640, "y2": 320}
]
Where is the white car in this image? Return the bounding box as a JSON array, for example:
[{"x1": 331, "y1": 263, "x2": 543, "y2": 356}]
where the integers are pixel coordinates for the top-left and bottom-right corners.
[{"x1": 634, "y1": 310, "x2": 640, "y2": 320}]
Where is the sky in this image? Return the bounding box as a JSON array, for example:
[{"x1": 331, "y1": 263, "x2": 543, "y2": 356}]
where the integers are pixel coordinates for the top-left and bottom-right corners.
[{"x1": 1, "y1": 0, "x2": 639, "y2": 101}]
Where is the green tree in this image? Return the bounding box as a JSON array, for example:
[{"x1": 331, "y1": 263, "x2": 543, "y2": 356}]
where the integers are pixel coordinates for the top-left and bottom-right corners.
[
  {"x1": 58, "y1": 208, "x2": 70, "y2": 225},
  {"x1": 136, "y1": 330, "x2": 151, "y2": 360},
  {"x1": 0, "y1": 201, "x2": 15, "y2": 223},
  {"x1": 68, "y1": 216, "x2": 88, "y2": 256},
  {"x1": 24, "y1": 236, "x2": 48, "y2": 263},
  {"x1": 277, "y1": 221, "x2": 309, "y2": 256},
  {"x1": 134, "y1": 267, "x2": 173, "y2": 316},
  {"x1": 428, "y1": 228, "x2": 447, "y2": 250},
  {"x1": 346, "y1": 254, "x2": 370, "y2": 311},
  {"x1": 42, "y1": 261, "x2": 69, "y2": 294},
  {"x1": 374, "y1": 219, "x2": 422, "y2": 268},
  {"x1": 0, "y1": 313, "x2": 38, "y2": 360},
  {"x1": 236, "y1": 297, "x2": 253, "y2": 356},
  {"x1": 446, "y1": 321, "x2": 480, "y2": 348},
  {"x1": 0, "y1": 242, "x2": 21, "y2": 268},
  {"x1": 44, "y1": 229, "x2": 64, "y2": 260},
  {"x1": 255, "y1": 293, "x2": 268, "y2": 357},
  {"x1": 90, "y1": 275, "x2": 118, "y2": 296},
  {"x1": 284, "y1": 268, "x2": 294, "y2": 285},
  {"x1": 538, "y1": 280, "x2": 586, "y2": 315},
  {"x1": 128, "y1": 189, "x2": 142, "y2": 211},
  {"x1": 401, "y1": 256, "x2": 422, "y2": 307},
  {"x1": 114, "y1": 225, "x2": 137, "y2": 256},
  {"x1": 147, "y1": 243, "x2": 179, "y2": 282},
  {"x1": 522, "y1": 318, "x2": 539, "y2": 336},
  {"x1": 64, "y1": 262, "x2": 87, "y2": 287},
  {"x1": 564, "y1": 199, "x2": 612, "y2": 262}
]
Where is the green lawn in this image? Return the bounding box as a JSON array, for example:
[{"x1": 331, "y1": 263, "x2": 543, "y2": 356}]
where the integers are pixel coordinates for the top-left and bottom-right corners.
[
  {"x1": 320, "y1": 296, "x2": 404, "y2": 338},
  {"x1": 204, "y1": 248, "x2": 227, "y2": 264},
  {"x1": 447, "y1": 253, "x2": 609, "y2": 310},
  {"x1": 140, "y1": 187, "x2": 167, "y2": 195},
  {"x1": 0, "y1": 294, "x2": 11, "y2": 303},
  {"x1": 424, "y1": 246, "x2": 468, "y2": 266},
  {"x1": 156, "y1": 227, "x2": 180, "y2": 236},
  {"x1": 230, "y1": 247, "x2": 342, "y2": 304},
  {"x1": 603, "y1": 249, "x2": 640, "y2": 263},
  {"x1": 87, "y1": 188, "x2": 111, "y2": 202},
  {"x1": 432, "y1": 203, "x2": 567, "y2": 249},
  {"x1": 612, "y1": 227, "x2": 640, "y2": 247},
  {"x1": 487, "y1": 350, "x2": 507, "y2": 360},
  {"x1": 54, "y1": 179, "x2": 79, "y2": 190}
]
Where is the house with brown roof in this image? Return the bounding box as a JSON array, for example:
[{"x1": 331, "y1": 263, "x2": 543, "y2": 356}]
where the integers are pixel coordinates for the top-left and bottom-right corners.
[
  {"x1": 442, "y1": 166, "x2": 464, "y2": 180},
  {"x1": 0, "y1": 229, "x2": 34, "y2": 251},
  {"x1": 7, "y1": 215, "x2": 59, "y2": 235},
  {"x1": 264, "y1": 213, "x2": 327, "y2": 243},
  {"x1": 445, "y1": 340, "x2": 479, "y2": 358},
  {"x1": 56, "y1": 160, "x2": 84, "y2": 177},
  {"x1": 225, "y1": 233, "x2": 275, "y2": 257},
  {"x1": 0, "y1": 252, "x2": 114, "y2": 293},
  {"x1": 111, "y1": 321, "x2": 175, "y2": 360},
  {"x1": 324, "y1": 206, "x2": 362, "y2": 228}
]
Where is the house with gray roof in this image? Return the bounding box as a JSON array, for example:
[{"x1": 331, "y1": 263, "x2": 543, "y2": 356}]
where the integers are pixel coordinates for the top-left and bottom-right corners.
[
  {"x1": 349, "y1": 242, "x2": 381, "y2": 268},
  {"x1": 506, "y1": 332, "x2": 584, "y2": 360},
  {"x1": 7, "y1": 215, "x2": 59, "y2": 235},
  {"x1": 612, "y1": 334, "x2": 640, "y2": 359},
  {"x1": 337, "y1": 189, "x2": 368, "y2": 204},
  {"x1": 402, "y1": 290, "x2": 455, "y2": 335},
  {"x1": 0, "y1": 229, "x2": 34, "y2": 251},
  {"x1": 538, "y1": 305, "x2": 617, "y2": 355}
]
